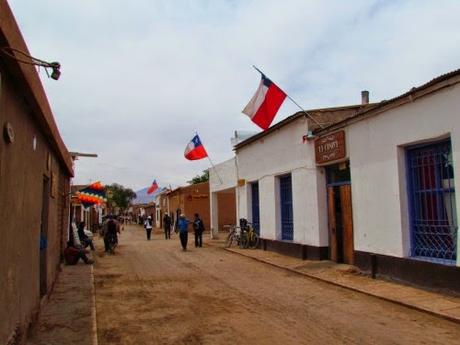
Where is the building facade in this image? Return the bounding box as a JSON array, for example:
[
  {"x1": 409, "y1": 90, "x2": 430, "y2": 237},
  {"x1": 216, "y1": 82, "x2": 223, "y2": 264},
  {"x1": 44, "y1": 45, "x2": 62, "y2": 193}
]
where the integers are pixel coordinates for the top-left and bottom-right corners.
[
  {"x1": 235, "y1": 105, "x2": 369, "y2": 259},
  {"x1": 234, "y1": 69, "x2": 460, "y2": 293},
  {"x1": 0, "y1": 3, "x2": 74, "y2": 344},
  {"x1": 209, "y1": 158, "x2": 238, "y2": 238},
  {"x1": 315, "y1": 70, "x2": 460, "y2": 292},
  {"x1": 166, "y1": 182, "x2": 210, "y2": 231}
]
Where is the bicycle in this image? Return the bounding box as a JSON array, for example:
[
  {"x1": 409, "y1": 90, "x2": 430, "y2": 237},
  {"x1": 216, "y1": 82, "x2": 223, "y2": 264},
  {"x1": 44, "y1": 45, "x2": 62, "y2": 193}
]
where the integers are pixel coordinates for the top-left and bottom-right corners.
[
  {"x1": 105, "y1": 233, "x2": 118, "y2": 254},
  {"x1": 239, "y1": 222, "x2": 259, "y2": 249},
  {"x1": 225, "y1": 225, "x2": 242, "y2": 248}
]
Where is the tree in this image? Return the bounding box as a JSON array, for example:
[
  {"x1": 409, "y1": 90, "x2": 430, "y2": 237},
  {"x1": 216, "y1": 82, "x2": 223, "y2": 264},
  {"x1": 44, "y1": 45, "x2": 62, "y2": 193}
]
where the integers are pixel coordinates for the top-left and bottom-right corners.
[
  {"x1": 105, "y1": 183, "x2": 137, "y2": 211},
  {"x1": 187, "y1": 170, "x2": 209, "y2": 185}
]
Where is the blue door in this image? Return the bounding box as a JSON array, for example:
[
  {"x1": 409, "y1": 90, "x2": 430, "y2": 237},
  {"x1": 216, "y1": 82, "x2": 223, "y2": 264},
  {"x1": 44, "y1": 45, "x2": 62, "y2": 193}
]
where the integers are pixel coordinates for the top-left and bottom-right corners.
[
  {"x1": 280, "y1": 174, "x2": 293, "y2": 240},
  {"x1": 407, "y1": 140, "x2": 457, "y2": 263},
  {"x1": 251, "y1": 182, "x2": 260, "y2": 235}
]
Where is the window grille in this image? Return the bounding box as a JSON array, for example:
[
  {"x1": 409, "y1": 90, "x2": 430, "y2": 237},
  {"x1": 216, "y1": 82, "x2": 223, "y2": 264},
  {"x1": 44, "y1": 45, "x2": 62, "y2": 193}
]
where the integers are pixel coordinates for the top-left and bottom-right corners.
[
  {"x1": 407, "y1": 140, "x2": 457, "y2": 263},
  {"x1": 280, "y1": 174, "x2": 293, "y2": 240}
]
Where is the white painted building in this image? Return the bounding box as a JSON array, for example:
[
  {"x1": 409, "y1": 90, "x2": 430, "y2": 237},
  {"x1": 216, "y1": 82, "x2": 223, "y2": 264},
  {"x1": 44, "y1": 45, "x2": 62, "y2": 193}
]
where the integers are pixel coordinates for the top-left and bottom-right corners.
[
  {"x1": 233, "y1": 68, "x2": 460, "y2": 292},
  {"x1": 235, "y1": 105, "x2": 368, "y2": 259}
]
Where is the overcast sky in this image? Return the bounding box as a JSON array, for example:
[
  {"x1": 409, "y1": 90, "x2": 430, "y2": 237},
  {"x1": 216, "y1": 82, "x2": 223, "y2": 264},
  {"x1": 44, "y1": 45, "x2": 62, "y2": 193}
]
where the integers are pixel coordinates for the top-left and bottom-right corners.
[{"x1": 8, "y1": 0, "x2": 460, "y2": 191}]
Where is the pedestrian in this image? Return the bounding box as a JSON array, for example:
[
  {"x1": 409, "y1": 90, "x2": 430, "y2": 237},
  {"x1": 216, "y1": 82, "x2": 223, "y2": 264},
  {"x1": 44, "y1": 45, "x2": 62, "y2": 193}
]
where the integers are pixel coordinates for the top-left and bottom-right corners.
[
  {"x1": 177, "y1": 214, "x2": 190, "y2": 251},
  {"x1": 193, "y1": 213, "x2": 205, "y2": 248},
  {"x1": 144, "y1": 216, "x2": 153, "y2": 240},
  {"x1": 104, "y1": 215, "x2": 119, "y2": 252},
  {"x1": 64, "y1": 241, "x2": 94, "y2": 265},
  {"x1": 77, "y1": 221, "x2": 95, "y2": 251},
  {"x1": 163, "y1": 213, "x2": 171, "y2": 239}
]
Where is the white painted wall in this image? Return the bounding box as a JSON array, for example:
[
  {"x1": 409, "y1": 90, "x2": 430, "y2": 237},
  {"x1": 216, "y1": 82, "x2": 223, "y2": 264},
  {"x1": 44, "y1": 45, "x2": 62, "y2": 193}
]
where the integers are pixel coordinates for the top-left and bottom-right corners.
[
  {"x1": 209, "y1": 158, "x2": 237, "y2": 193},
  {"x1": 348, "y1": 84, "x2": 460, "y2": 266},
  {"x1": 209, "y1": 158, "x2": 237, "y2": 236},
  {"x1": 236, "y1": 117, "x2": 328, "y2": 246}
]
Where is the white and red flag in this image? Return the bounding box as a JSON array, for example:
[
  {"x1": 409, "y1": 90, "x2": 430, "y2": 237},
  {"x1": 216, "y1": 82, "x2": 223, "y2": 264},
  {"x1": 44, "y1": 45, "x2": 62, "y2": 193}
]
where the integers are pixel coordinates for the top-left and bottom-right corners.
[
  {"x1": 147, "y1": 180, "x2": 159, "y2": 194},
  {"x1": 184, "y1": 134, "x2": 208, "y2": 160},
  {"x1": 242, "y1": 73, "x2": 286, "y2": 130}
]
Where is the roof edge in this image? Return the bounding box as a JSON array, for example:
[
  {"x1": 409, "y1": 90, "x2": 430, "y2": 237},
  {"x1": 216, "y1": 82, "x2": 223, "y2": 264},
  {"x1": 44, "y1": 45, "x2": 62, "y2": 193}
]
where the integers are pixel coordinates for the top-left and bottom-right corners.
[
  {"x1": 234, "y1": 103, "x2": 374, "y2": 150},
  {"x1": 0, "y1": 2, "x2": 74, "y2": 176},
  {"x1": 314, "y1": 68, "x2": 460, "y2": 135}
]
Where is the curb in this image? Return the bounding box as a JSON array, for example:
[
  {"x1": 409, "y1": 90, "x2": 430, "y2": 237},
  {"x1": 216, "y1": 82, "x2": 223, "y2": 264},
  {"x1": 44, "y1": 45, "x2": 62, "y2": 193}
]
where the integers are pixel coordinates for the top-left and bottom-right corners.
[
  {"x1": 90, "y1": 265, "x2": 99, "y2": 345},
  {"x1": 224, "y1": 248, "x2": 460, "y2": 325}
]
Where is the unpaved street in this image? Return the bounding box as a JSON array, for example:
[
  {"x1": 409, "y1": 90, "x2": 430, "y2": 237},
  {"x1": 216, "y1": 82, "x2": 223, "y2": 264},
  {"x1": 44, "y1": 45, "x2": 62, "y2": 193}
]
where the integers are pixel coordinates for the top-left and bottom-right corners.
[{"x1": 93, "y1": 225, "x2": 460, "y2": 345}]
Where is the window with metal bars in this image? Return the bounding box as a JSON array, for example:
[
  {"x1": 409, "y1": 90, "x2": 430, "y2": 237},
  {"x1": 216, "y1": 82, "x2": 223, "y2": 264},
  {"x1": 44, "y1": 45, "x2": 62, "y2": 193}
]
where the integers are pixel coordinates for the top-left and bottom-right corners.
[
  {"x1": 251, "y1": 182, "x2": 260, "y2": 235},
  {"x1": 279, "y1": 174, "x2": 293, "y2": 240},
  {"x1": 407, "y1": 140, "x2": 457, "y2": 264}
]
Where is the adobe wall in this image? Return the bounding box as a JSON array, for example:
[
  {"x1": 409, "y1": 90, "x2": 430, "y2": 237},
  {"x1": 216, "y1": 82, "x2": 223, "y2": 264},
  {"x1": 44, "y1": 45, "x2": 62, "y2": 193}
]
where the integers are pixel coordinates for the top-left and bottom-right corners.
[{"x1": 0, "y1": 63, "x2": 70, "y2": 344}]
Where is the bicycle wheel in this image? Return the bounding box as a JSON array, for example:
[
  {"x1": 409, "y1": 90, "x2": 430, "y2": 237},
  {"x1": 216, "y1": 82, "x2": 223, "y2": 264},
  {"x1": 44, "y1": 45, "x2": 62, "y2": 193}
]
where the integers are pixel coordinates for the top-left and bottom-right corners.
[
  {"x1": 248, "y1": 232, "x2": 259, "y2": 249},
  {"x1": 225, "y1": 232, "x2": 234, "y2": 248}
]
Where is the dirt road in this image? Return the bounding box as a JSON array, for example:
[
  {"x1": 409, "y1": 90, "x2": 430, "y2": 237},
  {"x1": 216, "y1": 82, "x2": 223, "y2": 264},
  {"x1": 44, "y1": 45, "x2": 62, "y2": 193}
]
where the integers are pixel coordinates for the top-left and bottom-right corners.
[{"x1": 93, "y1": 225, "x2": 460, "y2": 344}]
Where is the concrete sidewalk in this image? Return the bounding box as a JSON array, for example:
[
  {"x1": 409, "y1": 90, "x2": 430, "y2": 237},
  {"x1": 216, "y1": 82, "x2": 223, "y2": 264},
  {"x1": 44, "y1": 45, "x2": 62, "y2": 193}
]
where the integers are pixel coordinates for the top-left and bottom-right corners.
[
  {"x1": 26, "y1": 263, "x2": 98, "y2": 345},
  {"x1": 224, "y1": 246, "x2": 460, "y2": 324}
]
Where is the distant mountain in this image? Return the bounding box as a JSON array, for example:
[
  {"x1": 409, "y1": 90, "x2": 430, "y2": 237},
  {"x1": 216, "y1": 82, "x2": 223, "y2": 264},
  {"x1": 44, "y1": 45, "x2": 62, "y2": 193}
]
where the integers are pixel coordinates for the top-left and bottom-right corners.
[{"x1": 132, "y1": 186, "x2": 165, "y2": 205}]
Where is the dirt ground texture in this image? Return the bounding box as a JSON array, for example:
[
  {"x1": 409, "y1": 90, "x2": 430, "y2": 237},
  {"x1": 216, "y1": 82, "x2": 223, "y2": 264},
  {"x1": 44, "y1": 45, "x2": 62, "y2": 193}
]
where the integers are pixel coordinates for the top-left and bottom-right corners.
[{"x1": 93, "y1": 225, "x2": 460, "y2": 345}]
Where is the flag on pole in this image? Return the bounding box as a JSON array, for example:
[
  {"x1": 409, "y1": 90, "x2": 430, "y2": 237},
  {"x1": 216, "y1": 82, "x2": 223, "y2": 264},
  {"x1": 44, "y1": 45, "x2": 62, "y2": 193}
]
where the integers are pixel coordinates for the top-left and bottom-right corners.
[
  {"x1": 242, "y1": 73, "x2": 286, "y2": 130},
  {"x1": 147, "y1": 180, "x2": 159, "y2": 194},
  {"x1": 184, "y1": 134, "x2": 208, "y2": 160}
]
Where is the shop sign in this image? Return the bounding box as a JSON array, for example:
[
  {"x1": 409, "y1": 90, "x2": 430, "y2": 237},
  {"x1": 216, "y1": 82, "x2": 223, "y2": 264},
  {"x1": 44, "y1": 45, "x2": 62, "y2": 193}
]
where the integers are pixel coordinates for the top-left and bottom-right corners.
[{"x1": 315, "y1": 131, "x2": 346, "y2": 164}]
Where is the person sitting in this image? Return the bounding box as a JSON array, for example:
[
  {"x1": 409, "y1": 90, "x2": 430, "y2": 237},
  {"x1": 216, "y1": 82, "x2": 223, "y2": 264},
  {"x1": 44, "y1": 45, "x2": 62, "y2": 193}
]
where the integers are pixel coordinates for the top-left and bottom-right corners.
[
  {"x1": 64, "y1": 241, "x2": 93, "y2": 265},
  {"x1": 77, "y1": 221, "x2": 95, "y2": 251}
]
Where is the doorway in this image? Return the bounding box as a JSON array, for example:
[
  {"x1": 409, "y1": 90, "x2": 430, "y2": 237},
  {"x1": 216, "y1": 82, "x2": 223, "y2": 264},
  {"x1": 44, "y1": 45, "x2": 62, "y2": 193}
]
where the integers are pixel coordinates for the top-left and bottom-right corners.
[{"x1": 326, "y1": 163, "x2": 354, "y2": 264}]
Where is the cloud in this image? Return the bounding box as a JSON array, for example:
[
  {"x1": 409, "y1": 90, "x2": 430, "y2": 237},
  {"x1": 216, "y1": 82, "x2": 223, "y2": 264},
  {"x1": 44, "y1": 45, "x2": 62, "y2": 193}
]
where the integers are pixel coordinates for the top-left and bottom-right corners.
[{"x1": 8, "y1": 0, "x2": 460, "y2": 190}]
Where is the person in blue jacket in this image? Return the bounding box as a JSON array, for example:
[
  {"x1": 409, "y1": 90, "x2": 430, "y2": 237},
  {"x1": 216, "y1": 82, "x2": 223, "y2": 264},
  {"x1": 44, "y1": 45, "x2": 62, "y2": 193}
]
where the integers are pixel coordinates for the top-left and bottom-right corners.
[{"x1": 177, "y1": 214, "x2": 190, "y2": 251}]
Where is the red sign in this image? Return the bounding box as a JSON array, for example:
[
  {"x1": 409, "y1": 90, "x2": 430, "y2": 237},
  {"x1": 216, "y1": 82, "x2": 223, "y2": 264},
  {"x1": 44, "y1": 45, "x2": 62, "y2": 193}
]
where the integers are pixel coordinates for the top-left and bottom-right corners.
[{"x1": 315, "y1": 131, "x2": 346, "y2": 164}]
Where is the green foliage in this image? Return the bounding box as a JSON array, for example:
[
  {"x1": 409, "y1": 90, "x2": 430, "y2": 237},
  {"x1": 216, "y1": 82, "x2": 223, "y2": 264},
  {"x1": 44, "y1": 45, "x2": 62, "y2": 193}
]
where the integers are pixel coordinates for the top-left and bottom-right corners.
[
  {"x1": 187, "y1": 170, "x2": 209, "y2": 185},
  {"x1": 105, "y1": 183, "x2": 137, "y2": 210}
]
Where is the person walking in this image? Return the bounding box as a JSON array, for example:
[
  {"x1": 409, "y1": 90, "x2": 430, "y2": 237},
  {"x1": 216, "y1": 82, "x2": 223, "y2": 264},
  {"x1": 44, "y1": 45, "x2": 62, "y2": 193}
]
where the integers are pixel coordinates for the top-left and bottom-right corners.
[
  {"x1": 193, "y1": 213, "x2": 205, "y2": 248},
  {"x1": 104, "y1": 215, "x2": 119, "y2": 252},
  {"x1": 163, "y1": 213, "x2": 171, "y2": 239},
  {"x1": 177, "y1": 214, "x2": 190, "y2": 251},
  {"x1": 144, "y1": 216, "x2": 153, "y2": 240}
]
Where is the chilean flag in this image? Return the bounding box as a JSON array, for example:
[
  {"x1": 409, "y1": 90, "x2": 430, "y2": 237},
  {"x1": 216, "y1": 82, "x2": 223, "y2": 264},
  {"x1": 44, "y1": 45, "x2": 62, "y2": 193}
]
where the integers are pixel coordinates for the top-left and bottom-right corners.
[
  {"x1": 147, "y1": 180, "x2": 158, "y2": 194},
  {"x1": 184, "y1": 134, "x2": 208, "y2": 160},
  {"x1": 242, "y1": 73, "x2": 286, "y2": 130}
]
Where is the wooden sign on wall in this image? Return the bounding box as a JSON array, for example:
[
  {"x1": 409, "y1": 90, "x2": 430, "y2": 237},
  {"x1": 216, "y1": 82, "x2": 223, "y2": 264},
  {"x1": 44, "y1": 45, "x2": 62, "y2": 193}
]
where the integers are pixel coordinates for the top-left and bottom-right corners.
[{"x1": 315, "y1": 130, "x2": 346, "y2": 164}]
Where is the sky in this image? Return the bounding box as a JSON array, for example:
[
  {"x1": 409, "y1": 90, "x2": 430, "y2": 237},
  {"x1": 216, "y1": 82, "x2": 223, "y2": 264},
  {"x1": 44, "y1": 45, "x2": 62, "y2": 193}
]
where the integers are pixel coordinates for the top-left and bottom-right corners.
[{"x1": 8, "y1": 0, "x2": 460, "y2": 191}]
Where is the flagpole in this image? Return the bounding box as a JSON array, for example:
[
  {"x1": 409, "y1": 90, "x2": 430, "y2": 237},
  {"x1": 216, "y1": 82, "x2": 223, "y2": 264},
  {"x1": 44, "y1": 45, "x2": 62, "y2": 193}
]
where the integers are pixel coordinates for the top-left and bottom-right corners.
[
  {"x1": 252, "y1": 65, "x2": 324, "y2": 129},
  {"x1": 196, "y1": 132, "x2": 224, "y2": 184},
  {"x1": 207, "y1": 156, "x2": 223, "y2": 184}
]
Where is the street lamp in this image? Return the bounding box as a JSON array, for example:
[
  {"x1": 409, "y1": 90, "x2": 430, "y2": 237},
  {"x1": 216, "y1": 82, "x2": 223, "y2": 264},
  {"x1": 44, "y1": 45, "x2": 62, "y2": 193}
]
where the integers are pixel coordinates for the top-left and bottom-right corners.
[{"x1": 0, "y1": 46, "x2": 61, "y2": 80}]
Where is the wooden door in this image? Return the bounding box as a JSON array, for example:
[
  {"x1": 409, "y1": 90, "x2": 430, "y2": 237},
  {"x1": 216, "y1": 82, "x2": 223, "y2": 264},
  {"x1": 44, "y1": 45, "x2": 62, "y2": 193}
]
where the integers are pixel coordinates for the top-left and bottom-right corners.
[
  {"x1": 340, "y1": 184, "x2": 354, "y2": 265},
  {"x1": 327, "y1": 186, "x2": 338, "y2": 262}
]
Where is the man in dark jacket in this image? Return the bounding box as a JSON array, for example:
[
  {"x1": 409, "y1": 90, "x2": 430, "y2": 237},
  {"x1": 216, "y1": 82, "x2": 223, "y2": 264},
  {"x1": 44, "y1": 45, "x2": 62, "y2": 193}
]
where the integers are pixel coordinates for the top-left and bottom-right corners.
[
  {"x1": 104, "y1": 215, "x2": 119, "y2": 252},
  {"x1": 163, "y1": 213, "x2": 171, "y2": 239},
  {"x1": 193, "y1": 213, "x2": 205, "y2": 248}
]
